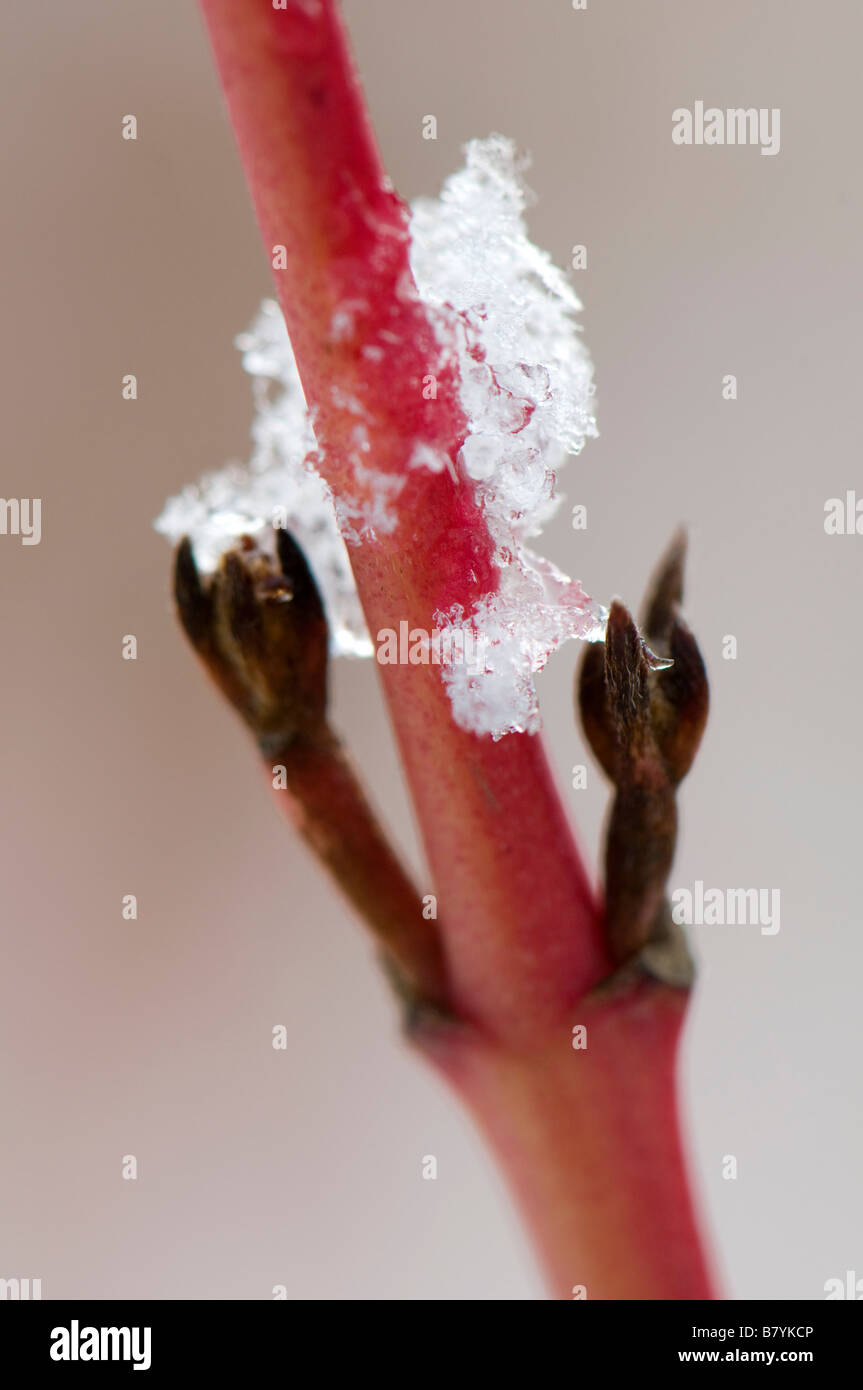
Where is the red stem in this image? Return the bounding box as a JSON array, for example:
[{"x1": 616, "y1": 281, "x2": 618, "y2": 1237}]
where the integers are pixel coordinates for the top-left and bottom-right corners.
[
  {"x1": 199, "y1": 0, "x2": 609, "y2": 1040},
  {"x1": 196, "y1": 0, "x2": 715, "y2": 1298},
  {"x1": 425, "y1": 983, "x2": 716, "y2": 1299}
]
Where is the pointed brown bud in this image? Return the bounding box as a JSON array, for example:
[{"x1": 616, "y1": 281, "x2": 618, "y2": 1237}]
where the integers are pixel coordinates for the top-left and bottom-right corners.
[
  {"x1": 596, "y1": 602, "x2": 677, "y2": 964},
  {"x1": 575, "y1": 535, "x2": 708, "y2": 977},
  {"x1": 577, "y1": 535, "x2": 708, "y2": 790},
  {"x1": 173, "y1": 529, "x2": 329, "y2": 749}
]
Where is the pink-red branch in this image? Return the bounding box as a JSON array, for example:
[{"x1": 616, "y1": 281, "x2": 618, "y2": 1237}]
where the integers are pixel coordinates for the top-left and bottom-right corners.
[
  {"x1": 196, "y1": 0, "x2": 716, "y2": 1299},
  {"x1": 199, "y1": 0, "x2": 608, "y2": 1041}
]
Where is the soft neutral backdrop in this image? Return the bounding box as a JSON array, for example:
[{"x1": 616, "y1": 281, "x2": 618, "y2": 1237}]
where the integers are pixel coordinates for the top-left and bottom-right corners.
[{"x1": 2, "y1": 0, "x2": 860, "y2": 1299}]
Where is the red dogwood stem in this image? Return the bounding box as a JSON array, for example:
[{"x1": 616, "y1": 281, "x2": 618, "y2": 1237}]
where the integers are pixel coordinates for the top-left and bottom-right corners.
[
  {"x1": 196, "y1": 0, "x2": 716, "y2": 1298},
  {"x1": 424, "y1": 983, "x2": 715, "y2": 1299},
  {"x1": 199, "y1": 0, "x2": 607, "y2": 1039}
]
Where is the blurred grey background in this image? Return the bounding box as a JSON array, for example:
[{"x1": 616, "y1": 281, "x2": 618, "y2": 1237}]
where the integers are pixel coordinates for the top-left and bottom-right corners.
[{"x1": 1, "y1": 0, "x2": 860, "y2": 1298}]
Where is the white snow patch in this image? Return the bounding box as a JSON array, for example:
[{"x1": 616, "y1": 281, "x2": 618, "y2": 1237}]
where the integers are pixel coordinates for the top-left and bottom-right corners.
[{"x1": 409, "y1": 135, "x2": 605, "y2": 735}]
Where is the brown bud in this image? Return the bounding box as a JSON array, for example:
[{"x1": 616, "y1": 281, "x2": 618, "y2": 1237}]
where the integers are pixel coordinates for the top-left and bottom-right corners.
[
  {"x1": 578, "y1": 533, "x2": 708, "y2": 791},
  {"x1": 173, "y1": 529, "x2": 329, "y2": 749},
  {"x1": 575, "y1": 533, "x2": 708, "y2": 976},
  {"x1": 596, "y1": 603, "x2": 678, "y2": 964}
]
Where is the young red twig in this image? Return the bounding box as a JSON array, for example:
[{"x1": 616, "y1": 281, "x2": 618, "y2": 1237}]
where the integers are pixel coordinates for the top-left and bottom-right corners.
[
  {"x1": 198, "y1": 0, "x2": 606, "y2": 1041},
  {"x1": 188, "y1": 0, "x2": 717, "y2": 1299}
]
